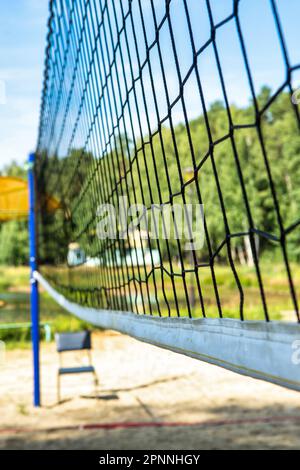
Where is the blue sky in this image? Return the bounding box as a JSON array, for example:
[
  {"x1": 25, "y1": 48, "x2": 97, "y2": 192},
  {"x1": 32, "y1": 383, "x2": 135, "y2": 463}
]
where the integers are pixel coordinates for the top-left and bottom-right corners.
[
  {"x1": 0, "y1": 0, "x2": 48, "y2": 169},
  {"x1": 0, "y1": 0, "x2": 299, "y2": 168}
]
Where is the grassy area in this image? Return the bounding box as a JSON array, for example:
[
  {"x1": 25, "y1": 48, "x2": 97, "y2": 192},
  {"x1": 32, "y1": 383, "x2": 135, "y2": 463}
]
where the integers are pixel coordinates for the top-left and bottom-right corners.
[
  {"x1": 0, "y1": 262, "x2": 298, "y2": 347},
  {"x1": 0, "y1": 267, "x2": 90, "y2": 347},
  {"x1": 43, "y1": 261, "x2": 300, "y2": 321}
]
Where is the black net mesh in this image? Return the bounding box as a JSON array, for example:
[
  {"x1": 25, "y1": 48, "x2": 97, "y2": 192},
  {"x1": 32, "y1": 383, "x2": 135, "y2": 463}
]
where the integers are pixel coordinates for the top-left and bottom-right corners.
[{"x1": 36, "y1": 0, "x2": 300, "y2": 322}]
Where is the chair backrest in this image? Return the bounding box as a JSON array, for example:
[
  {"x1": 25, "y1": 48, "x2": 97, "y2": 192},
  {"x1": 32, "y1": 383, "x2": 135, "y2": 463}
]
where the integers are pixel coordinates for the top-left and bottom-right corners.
[{"x1": 55, "y1": 330, "x2": 91, "y2": 352}]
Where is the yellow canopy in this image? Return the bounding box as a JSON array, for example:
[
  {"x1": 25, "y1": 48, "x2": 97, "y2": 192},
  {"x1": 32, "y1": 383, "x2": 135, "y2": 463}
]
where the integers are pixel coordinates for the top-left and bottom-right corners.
[{"x1": 0, "y1": 176, "x2": 60, "y2": 222}]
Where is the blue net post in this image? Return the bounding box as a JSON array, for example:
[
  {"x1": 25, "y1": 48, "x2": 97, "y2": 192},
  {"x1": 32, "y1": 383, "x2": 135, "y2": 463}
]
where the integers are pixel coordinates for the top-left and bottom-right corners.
[{"x1": 28, "y1": 152, "x2": 40, "y2": 407}]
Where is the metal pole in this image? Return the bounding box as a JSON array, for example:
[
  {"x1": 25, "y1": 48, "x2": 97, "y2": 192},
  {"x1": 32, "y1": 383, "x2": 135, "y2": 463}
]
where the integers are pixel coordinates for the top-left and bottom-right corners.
[{"x1": 28, "y1": 152, "x2": 40, "y2": 407}]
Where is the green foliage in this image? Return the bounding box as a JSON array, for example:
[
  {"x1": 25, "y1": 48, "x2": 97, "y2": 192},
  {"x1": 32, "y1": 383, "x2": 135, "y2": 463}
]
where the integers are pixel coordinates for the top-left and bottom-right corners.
[
  {"x1": 127, "y1": 88, "x2": 300, "y2": 263},
  {"x1": 0, "y1": 160, "x2": 27, "y2": 179},
  {"x1": 0, "y1": 268, "x2": 92, "y2": 345},
  {"x1": 3, "y1": 88, "x2": 300, "y2": 267},
  {"x1": 0, "y1": 161, "x2": 29, "y2": 265},
  {"x1": 0, "y1": 220, "x2": 29, "y2": 265}
]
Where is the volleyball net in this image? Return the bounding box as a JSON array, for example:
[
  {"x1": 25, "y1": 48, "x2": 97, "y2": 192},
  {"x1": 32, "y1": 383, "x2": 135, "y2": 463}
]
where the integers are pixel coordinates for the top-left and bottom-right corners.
[{"x1": 35, "y1": 0, "x2": 300, "y2": 390}]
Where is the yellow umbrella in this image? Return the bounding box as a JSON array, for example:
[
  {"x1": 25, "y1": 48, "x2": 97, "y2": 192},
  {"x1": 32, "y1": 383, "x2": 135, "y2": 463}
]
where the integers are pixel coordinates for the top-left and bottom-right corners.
[{"x1": 0, "y1": 176, "x2": 60, "y2": 222}]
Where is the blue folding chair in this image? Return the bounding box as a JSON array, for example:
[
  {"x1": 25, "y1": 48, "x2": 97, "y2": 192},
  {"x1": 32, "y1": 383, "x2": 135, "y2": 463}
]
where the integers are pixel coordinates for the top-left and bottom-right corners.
[{"x1": 55, "y1": 330, "x2": 98, "y2": 402}]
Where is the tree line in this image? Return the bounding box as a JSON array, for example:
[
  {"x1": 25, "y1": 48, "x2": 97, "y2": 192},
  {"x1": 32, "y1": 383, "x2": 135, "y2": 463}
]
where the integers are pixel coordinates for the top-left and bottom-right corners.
[{"x1": 1, "y1": 87, "x2": 299, "y2": 266}]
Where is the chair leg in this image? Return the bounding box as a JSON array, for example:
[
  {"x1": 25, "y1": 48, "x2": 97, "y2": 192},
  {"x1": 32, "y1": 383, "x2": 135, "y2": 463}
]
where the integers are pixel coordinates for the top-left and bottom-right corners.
[{"x1": 93, "y1": 371, "x2": 98, "y2": 395}]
